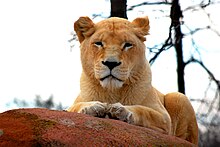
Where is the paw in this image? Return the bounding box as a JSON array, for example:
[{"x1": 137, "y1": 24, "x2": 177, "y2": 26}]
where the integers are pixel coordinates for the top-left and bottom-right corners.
[
  {"x1": 80, "y1": 101, "x2": 107, "y2": 118},
  {"x1": 107, "y1": 103, "x2": 134, "y2": 124}
]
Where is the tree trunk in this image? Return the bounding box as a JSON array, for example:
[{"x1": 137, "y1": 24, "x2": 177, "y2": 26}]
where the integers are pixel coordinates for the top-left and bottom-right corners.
[
  {"x1": 170, "y1": 0, "x2": 185, "y2": 94},
  {"x1": 110, "y1": 0, "x2": 128, "y2": 19}
]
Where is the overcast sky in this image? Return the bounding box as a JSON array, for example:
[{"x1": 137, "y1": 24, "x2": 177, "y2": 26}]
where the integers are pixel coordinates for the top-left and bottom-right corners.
[{"x1": 0, "y1": 0, "x2": 220, "y2": 112}]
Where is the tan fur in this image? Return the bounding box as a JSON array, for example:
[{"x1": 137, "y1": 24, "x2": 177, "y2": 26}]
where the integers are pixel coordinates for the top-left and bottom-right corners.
[{"x1": 68, "y1": 16, "x2": 198, "y2": 145}]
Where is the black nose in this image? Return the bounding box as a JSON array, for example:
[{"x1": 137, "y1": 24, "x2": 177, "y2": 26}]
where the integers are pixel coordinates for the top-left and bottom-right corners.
[{"x1": 102, "y1": 61, "x2": 121, "y2": 70}]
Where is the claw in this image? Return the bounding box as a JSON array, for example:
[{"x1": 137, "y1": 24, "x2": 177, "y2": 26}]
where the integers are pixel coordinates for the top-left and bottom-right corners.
[
  {"x1": 80, "y1": 102, "x2": 107, "y2": 118},
  {"x1": 107, "y1": 103, "x2": 134, "y2": 124}
]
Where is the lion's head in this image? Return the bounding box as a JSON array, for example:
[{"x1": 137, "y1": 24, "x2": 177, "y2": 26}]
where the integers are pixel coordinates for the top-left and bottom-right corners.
[{"x1": 74, "y1": 16, "x2": 150, "y2": 90}]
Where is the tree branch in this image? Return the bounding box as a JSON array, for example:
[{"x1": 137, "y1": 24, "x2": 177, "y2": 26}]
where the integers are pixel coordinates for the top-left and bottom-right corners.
[
  {"x1": 149, "y1": 24, "x2": 173, "y2": 65},
  {"x1": 184, "y1": 25, "x2": 211, "y2": 36},
  {"x1": 183, "y1": 0, "x2": 220, "y2": 12},
  {"x1": 186, "y1": 58, "x2": 220, "y2": 90},
  {"x1": 127, "y1": 1, "x2": 171, "y2": 11}
]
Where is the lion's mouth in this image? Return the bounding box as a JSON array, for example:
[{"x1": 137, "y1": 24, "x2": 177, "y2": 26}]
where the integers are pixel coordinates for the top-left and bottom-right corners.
[{"x1": 100, "y1": 75, "x2": 123, "y2": 82}]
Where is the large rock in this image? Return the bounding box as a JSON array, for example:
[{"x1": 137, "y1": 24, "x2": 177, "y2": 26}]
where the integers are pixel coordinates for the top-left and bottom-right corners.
[{"x1": 0, "y1": 108, "x2": 195, "y2": 146}]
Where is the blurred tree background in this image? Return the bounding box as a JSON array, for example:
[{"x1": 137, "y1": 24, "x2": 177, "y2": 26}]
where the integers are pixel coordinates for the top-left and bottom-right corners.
[
  {"x1": 11, "y1": 0, "x2": 220, "y2": 146},
  {"x1": 9, "y1": 95, "x2": 64, "y2": 110}
]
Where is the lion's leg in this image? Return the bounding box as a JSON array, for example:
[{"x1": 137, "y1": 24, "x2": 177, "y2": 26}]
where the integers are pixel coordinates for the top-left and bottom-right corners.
[
  {"x1": 67, "y1": 101, "x2": 108, "y2": 118},
  {"x1": 108, "y1": 103, "x2": 172, "y2": 134},
  {"x1": 164, "y1": 92, "x2": 198, "y2": 145}
]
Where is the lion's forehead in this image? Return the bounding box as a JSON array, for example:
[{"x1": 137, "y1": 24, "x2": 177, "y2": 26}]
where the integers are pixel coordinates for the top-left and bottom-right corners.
[
  {"x1": 89, "y1": 18, "x2": 139, "y2": 45},
  {"x1": 95, "y1": 18, "x2": 133, "y2": 31},
  {"x1": 91, "y1": 29, "x2": 137, "y2": 46},
  {"x1": 91, "y1": 31, "x2": 134, "y2": 44}
]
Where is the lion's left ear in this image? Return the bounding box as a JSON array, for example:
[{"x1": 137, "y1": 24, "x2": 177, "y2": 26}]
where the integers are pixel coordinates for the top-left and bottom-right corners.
[
  {"x1": 131, "y1": 16, "x2": 150, "y2": 41},
  {"x1": 74, "y1": 16, "x2": 95, "y2": 43}
]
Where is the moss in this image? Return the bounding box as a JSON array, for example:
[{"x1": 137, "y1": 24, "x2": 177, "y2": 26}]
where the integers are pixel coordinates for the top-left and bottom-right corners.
[
  {"x1": 32, "y1": 119, "x2": 56, "y2": 140},
  {"x1": 84, "y1": 119, "x2": 114, "y2": 132},
  {"x1": 11, "y1": 111, "x2": 56, "y2": 141},
  {"x1": 0, "y1": 130, "x2": 3, "y2": 136}
]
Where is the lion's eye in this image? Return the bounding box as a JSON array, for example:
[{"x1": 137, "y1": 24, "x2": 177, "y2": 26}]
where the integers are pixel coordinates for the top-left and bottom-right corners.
[
  {"x1": 123, "y1": 42, "x2": 133, "y2": 51},
  {"x1": 94, "y1": 42, "x2": 103, "y2": 47}
]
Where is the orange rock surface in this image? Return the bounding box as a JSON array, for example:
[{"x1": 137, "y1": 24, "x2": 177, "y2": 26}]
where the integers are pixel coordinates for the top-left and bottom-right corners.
[{"x1": 0, "y1": 108, "x2": 195, "y2": 146}]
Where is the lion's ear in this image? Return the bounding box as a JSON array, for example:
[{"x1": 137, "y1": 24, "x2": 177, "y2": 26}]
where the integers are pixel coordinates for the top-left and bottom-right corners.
[
  {"x1": 131, "y1": 16, "x2": 150, "y2": 41},
  {"x1": 74, "y1": 16, "x2": 95, "y2": 43}
]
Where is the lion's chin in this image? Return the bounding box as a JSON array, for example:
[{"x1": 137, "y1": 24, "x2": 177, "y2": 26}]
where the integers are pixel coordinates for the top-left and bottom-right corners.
[{"x1": 100, "y1": 76, "x2": 124, "y2": 90}]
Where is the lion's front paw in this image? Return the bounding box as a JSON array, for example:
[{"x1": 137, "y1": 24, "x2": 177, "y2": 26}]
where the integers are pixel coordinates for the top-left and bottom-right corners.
[
  {"x1": 80, "y1": 101, "x2": 107, "y2": 118},
  {"x1": 107, "y1": 103, "x2": 134, "y2": 124}
]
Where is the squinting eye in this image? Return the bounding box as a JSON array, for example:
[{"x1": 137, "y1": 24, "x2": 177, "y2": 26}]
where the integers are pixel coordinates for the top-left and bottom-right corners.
[
  {"x1": 123, "y1": 42, "x2": 133, "y2": 50},
  {"x1": 94, "y1": 42, "x2": 103, "y2": 47}
]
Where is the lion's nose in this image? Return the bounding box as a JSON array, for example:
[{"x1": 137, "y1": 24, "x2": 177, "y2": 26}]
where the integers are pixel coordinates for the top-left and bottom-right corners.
[{"x1": 102, "y1": 61, "x2": 121, "y2": 70}]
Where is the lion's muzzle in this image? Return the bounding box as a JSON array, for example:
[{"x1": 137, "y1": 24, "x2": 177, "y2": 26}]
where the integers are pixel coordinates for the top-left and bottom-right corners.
[
  {"x1": 96, "y1": 58, "x2": 125, "y2": 89},
  {"x1": 102, "y1": 60, "x2": 121, "y2": 70}
]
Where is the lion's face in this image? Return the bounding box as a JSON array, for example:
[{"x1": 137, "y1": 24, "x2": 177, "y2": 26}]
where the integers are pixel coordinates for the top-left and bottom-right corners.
[{"x1": 74, "y1": 17, "x2": 150, "y2": 90}]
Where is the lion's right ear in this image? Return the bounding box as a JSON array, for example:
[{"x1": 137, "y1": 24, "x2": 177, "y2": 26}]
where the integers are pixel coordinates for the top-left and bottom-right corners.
[{"x1": 74, "y1": 17, "x2": 95, "y2": 43}]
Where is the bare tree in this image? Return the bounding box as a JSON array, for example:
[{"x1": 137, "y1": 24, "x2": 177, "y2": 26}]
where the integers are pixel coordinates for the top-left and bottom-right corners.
[
  {"x1": 127, "y1": 0, "x2": 220, "y2": 93},
  {"x1": 110, "y1": 0, "x2": 127, "y2": 19},
  {"x1": 170, "y1": 0, "x2": 185, "y2": 93}
]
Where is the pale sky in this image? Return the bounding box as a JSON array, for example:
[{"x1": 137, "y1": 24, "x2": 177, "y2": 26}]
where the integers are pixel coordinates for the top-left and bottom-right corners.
[{"x1": 0, "y1": 0, "x2": 220, "y2": 112}]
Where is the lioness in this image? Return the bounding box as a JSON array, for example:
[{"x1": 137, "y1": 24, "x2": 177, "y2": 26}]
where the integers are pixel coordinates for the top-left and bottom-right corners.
[{"x1": 68, "y1": 16, "x2": 198, "y2": 145}]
